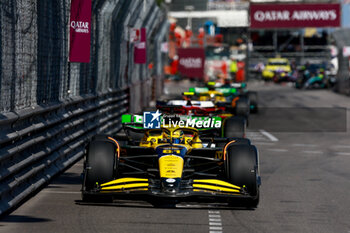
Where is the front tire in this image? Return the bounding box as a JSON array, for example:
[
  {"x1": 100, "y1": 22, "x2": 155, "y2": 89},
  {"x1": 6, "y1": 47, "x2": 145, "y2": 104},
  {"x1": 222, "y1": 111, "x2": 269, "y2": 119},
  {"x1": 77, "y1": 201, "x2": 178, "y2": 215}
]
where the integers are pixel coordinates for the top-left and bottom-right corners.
[
  {"x1": 82, "y1": 139, "x2": 117, "y2": 202},
  {"x1": 225, "y1": 145, "x2": 259, "y2": 208}
]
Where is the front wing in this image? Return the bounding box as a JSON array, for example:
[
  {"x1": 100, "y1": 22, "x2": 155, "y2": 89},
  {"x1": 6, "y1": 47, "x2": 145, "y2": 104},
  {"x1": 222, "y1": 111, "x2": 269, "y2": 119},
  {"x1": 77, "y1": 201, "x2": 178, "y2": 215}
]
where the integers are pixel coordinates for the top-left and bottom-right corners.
[{"x1": 82, "y1": 177, "x2": 254, "y2": 200}]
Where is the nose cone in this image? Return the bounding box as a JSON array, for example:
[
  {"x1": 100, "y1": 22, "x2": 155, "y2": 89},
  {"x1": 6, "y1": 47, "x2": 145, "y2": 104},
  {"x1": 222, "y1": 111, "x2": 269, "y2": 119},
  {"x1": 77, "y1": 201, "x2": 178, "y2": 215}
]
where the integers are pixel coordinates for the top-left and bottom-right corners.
[
  {"x1": 161, "y1": 178, "x2": 181, "y2": 194},
  {"x1": 158, "y1": 154, "x2": 184, "y2": 178}
]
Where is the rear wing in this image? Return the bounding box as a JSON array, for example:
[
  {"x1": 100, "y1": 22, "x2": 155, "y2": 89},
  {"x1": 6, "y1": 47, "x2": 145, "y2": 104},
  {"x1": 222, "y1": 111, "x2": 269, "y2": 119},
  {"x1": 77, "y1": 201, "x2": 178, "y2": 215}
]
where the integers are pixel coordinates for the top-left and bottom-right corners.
[
  {"x1": 188, "y1": 86, "x2": 243, "y2": 97},
  {"x1": 189, "y1": 87, "x2": 209, "y2": 94},
  {"x1": 215, "y1": 87, "x2": 237, "y2": 96},
  {"x1": 157, "y1": 99, "x2": 215, "y2": 108},
  {"x1": 230, "y1": 82, "x2": 247, "y2": 89},
  {"x1": 121, "y1": 114, "x2": 144, "y2": 129}
]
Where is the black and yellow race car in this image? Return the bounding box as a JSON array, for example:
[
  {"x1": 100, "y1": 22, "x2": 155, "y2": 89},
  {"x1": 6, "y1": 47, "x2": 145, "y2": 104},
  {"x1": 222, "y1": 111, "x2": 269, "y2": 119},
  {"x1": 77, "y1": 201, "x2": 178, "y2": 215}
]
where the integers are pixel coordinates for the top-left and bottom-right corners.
[{"x1": 81, "y1": 122, "x2": 260, "y2": 208}]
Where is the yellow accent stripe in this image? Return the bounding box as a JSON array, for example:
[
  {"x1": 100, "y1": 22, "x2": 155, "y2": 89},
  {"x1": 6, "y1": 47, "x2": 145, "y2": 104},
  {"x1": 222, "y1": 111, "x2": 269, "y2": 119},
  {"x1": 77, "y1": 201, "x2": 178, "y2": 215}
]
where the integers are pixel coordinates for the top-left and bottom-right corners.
[
  {"x1": 101, "y1": 177, "x2": 148, "y2": 187},
  {"x1": 101, "y1": 183, "x2": 148, "y2": 190},
  {"x1": 193, "y1": 179, "x2": 241, "y2": 190},
  {"x1": 193, "y1": 189, "x2": 240, "y2": 196},
  {"x1": 100, "y1": 188, "x2": 148, "y2": 193},
  {"x1": 193, "y1": 184, "x2": 241, "y2": 193}
]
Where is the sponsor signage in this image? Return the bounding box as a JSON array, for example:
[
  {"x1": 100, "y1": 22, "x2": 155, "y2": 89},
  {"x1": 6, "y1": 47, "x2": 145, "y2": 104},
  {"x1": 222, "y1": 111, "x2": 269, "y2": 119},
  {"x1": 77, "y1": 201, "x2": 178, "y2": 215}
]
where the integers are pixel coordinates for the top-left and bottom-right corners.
[
  {"x1": 134, "y1": 28, "x2": 146, "y2": 64},
  {"x1": 250, "y1": 4, "x2": 340, "y2": 28},
  {"x1": 69, "y1": 0, "x2": 92, "y2": 63},
  {"x1": 142, "y1": 111, "x2": 221, "y2": 129},
  {"x1": 343, "y1": 46, "x2": 350, "y2": 57},
  {"x1": 161, "y1": 42, "x2": 168, "y2": 53},
  {"x1": 144, "y1": 110, "x2": 162, "y2": 129},
  {"x1": 130, "y1": 28, "x2": 140, "y2": 42},
  {"x1": 178, "y1": 48, "x2": 205, "y2": 78}
]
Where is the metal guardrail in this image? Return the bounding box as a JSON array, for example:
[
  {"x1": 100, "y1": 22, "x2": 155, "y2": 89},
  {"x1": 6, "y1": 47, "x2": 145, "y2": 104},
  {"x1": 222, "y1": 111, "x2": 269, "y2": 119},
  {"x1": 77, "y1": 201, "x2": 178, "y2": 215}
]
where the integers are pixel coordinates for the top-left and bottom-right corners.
[
  {"x1": 0, "y1": 88, "x2": 129, "y2": 216},
  {"x1": 0, "y1": 0, "x2": 168, "y2": 217}
]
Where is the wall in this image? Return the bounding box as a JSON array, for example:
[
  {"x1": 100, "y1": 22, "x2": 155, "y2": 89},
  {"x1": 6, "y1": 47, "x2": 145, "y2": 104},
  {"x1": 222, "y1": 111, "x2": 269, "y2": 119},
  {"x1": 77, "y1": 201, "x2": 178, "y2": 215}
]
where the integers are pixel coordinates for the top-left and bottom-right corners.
[{"x1": 0, "y1": 0, "x2": 168, "y2": 216}]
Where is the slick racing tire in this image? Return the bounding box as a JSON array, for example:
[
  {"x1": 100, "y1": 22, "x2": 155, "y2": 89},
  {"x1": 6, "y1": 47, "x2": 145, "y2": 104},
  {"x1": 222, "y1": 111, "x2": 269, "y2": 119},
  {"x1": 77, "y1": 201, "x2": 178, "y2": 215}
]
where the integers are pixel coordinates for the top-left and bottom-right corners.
[
  {"x1": 82, "y1": 139, "x2": 117, "y2": 202},
  {"x1": 223, "y1": 117, "x2": 246, "y2": 138},
  {"x1": 247, "y1": 91, "x2": 258, "y2": 114},
  {"x1": 235, "y1": 97, "x2": 250, "y2": 118},
  {"x1": 231, "y1": 138, "x2": 251, "y2": 145},
  {"x1": 225, "y1": 145, "x2": 259, "y2": 208},
  {"x1": 217, "y1": 138, "x2": 250, "y2": 148}
]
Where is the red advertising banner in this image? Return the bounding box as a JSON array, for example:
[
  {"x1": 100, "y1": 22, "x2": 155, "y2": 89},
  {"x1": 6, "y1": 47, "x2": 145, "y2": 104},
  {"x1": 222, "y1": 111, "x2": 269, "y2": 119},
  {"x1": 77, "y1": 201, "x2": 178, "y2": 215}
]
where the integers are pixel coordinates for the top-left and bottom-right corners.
[
  {"x1": 69, "y1": 0, "x2": 92, "y2": 63},
  {"x1": 178, "y1": 48, "x2": 205, "y2": 78},
  {"x1": 250, "y1": 4, "x2": 340, "y2": 29},
  {"x1": 134, "y1": 28, "x2": 147, "y2": 64}
]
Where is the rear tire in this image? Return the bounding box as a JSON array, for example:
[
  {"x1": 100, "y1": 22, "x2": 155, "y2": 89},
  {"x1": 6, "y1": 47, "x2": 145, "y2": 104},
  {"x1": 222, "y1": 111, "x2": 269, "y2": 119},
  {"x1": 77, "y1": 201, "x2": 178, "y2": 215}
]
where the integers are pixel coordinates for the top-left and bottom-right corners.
[
  {"x1": 225, "y1": 145, "x2": 259, "y2": 208},
  {"x1": 235, "y1": 97, "x2": 250, "y2": 118},
  {"x1": 82, "y1": 139, "x2": 117, "y2": 202},
  {"x1": 247, "y1": 91, "x2": 258, "y2": 113},
  {"x1": 223, "y1": 117, "x2": 246, "y2": 138}
]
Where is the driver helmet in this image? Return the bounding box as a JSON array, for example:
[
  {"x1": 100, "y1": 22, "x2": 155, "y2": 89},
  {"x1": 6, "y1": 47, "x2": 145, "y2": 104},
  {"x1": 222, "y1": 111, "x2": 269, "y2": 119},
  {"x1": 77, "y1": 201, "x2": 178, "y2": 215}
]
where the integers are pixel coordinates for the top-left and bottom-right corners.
[
  {"x1": 171, "y1": 130, "x2": 184, "y2": 144},
  {"x1": 162, "y1": 130, "x2": 171, "y2": 142},
  {"x1": 207, "y1": 82, "x2": 216, "y2": 90}
]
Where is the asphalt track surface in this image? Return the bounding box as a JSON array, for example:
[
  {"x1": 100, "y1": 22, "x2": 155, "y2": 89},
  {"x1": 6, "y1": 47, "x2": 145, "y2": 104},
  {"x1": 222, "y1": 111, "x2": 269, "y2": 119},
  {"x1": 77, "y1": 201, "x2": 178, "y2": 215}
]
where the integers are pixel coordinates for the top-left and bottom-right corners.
[{"x1": 1, "y1": 80, "x2": 350, "y2": 233}]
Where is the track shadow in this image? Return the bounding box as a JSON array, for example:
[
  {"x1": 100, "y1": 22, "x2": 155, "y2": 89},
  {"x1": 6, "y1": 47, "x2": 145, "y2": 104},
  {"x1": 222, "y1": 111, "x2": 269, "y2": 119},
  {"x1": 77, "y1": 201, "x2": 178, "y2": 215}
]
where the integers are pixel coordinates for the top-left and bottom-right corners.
[
  {"x1": 0, "y1": 215, "x2": 51, "y2": 223},
  {"x1": 75, "y1": 199, "x2": 256, "y2": 211},
  {"x1": 50, "y1": 172, "x2": 82, "y2": 185}
]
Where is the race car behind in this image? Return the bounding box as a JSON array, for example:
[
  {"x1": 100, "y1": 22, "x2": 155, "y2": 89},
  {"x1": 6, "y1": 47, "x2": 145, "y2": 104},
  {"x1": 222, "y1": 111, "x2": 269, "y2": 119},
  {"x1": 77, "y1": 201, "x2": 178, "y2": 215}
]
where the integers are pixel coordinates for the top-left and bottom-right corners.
[
  {"x1": 189, "y1": 82, "x2": 258, "y2": 114},
  {"x1": 156, "y1": 98, "x2": 246, "y2": 138}
]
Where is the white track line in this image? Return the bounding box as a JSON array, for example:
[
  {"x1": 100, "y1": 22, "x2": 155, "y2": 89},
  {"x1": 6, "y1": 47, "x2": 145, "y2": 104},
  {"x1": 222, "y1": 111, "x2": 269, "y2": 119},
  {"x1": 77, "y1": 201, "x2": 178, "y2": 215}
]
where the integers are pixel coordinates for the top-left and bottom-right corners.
[
  {"x1": 293, "y1": 144, "x2": 317, "y2": 147},
  {"x1": 253, "y1": 142, "x2": 276, "y2": 146},
  {"x1": 208, "y1": 210, "x2": 223, "y2": 233},
  {"x1": 208, "y1": 210, "x2": 220, "y2": 214},
  {"x1": 302, "y1": 150, "x2": 324, "y2": 154},
  {"x1": 259, "y1": 129, "x2": 279, "y2": 142},
  {"x1": 267, "y1": 148, "x2": 288, "y2": 152},
  {"x1": 333, "y1": 145, "x2": 350, "y2": 149},
  {"x1": 209, "y1": 218, "x2": 222, "y2": 222},
  {"x1": 335, "y1": 152, "x2": 350, "y2": 156},
  {"x1": 209, "y1": 222, "x2": 222, "y2": 226}
]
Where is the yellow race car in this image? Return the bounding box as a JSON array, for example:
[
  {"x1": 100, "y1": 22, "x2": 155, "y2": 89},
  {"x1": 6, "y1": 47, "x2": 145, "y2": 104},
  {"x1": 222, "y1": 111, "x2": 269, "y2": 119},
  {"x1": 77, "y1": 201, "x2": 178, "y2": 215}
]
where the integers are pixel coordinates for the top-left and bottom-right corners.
[
  {"x1": 81, "y1": 120, "x2": 260, "y2": 208},
  {"x1": 262, "y1": 58, "x2": 291, "y2": 80}
]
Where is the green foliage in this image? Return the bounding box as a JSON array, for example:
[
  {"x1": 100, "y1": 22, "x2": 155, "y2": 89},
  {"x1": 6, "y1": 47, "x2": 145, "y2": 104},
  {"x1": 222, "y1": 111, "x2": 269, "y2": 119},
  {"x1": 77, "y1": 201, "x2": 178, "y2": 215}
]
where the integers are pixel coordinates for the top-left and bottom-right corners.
[{"x1": 156, "y1": 0, "x2": 164, "y2": 6}]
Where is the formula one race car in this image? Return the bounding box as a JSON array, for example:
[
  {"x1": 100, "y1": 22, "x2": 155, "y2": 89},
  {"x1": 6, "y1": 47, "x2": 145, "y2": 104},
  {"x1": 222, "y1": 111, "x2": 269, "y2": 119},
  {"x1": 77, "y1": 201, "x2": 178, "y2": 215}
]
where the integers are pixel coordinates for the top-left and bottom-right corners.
[
  {"x1": 187, "y1": 86, "x2": 249, "y2": 117},
  {"x1": 81, "y1": 123, "x2": 260, "y2": 208},
  {"x1": 262, "y1": 57, "x2": 292, "y2": 81},
  {"x1": 189, "y1": 82, "x2": 258, "y2": 114},
  {"x1": 209, "y1": 81, "x2": 258, "y2": 114},
  {"x1": 156, "y1": 99, "x2": 246, "y2": 138},
  {"x1": 295, "y1": 62, "x2": 334, "y2": 89}
]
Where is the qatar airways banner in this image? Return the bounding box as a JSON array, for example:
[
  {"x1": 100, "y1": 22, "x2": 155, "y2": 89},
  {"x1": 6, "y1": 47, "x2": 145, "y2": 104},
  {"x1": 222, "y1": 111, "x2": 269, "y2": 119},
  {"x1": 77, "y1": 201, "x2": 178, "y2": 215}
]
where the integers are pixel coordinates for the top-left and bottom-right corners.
[
  {"x1": 134, "y1": 28, "x2": 146, "y2": 64},
  {"x1": 69, "y1": 0, "x2": 91, "y2": 63},
  {"x1": 250, "y1": 4, "x2": 340, "y2": 28},
  {"x1": 178, "y1": 48, "x2": 205, "y2": 78}
]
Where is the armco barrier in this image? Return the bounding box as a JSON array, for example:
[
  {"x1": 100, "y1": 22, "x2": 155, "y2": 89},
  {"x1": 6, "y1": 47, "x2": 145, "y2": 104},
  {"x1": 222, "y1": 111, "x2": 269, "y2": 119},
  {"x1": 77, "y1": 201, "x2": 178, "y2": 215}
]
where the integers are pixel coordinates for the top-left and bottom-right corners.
[{"x1": 0, "y1": 88, "x2": 129, "y2": 216}]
